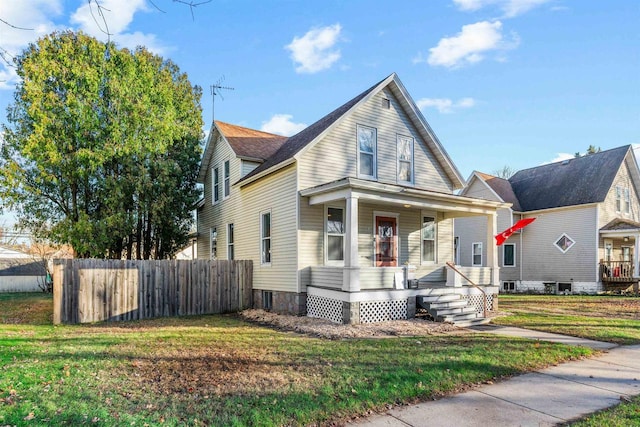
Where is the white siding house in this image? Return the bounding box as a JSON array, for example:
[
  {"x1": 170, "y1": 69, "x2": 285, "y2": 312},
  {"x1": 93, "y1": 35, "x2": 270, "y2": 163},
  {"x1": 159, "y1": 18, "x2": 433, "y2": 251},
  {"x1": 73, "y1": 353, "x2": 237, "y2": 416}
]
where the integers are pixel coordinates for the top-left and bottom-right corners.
[{"x1": 197, "y1": 73, "x2": 508, "y2": 323}]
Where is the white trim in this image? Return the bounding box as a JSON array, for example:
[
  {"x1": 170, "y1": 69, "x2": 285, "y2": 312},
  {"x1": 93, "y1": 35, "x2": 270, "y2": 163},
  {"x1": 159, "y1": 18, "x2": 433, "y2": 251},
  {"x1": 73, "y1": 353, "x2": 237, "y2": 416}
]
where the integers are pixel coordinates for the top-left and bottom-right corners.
[
  {"x1": 259, "y1": 210, "x2": 272, "y2": 267},
  {"x1": 396, "y1": 134, "x2": 414, "y2": 186},
  {"x1": 223, "y1": 159, "x2": 231, "y2": 199},
  {"x1": 212, "y1": 165, "x2": 220, "y2": 205},
  {"x1": 356, "y1": 124, "x2": 377, "y2": 180},
  {"x1": 554, "y1": 232, "x2": 576, "y2": 254},
  {"x1": 373, "y1": 211, "x2": 400, "y2": 267},
  {"x1": 227, "y1": 223, "x2": 234, "y2": 260},
  {"x1": 502, "y1": 243, "x2": 516, "y2": 267},
  {"x1": 420, "y1": 211, "x2": 437, "y2": 265},
  {"x1": 472, "y1": 242, "x2": 483, "y2": 267},
  {"x1": 325, "y1": 205, "x2": 346, "y2": 266}
]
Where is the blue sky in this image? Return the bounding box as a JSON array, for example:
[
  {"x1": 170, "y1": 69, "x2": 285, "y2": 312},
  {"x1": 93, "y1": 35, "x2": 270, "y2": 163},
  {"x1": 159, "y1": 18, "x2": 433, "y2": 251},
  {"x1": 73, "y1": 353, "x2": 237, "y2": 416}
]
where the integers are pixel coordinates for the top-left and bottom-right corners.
[{"x1": 1, "y1": 0, "x2": 639, "y2": 185}]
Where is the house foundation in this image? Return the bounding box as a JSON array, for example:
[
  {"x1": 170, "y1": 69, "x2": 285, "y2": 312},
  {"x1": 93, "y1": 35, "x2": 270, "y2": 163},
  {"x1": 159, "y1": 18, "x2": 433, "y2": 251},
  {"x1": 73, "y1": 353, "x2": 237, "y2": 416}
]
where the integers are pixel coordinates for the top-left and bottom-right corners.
[{"x1": 253, "y1": 290, "x2": 307, "y2": 315}]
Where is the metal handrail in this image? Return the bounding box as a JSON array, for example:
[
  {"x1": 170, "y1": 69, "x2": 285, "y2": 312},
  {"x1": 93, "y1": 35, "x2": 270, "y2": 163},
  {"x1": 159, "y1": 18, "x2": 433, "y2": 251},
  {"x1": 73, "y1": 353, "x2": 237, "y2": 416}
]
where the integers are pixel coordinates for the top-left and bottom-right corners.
[{"x1": 445, "y1": 262, "x2": 488, "y2": 318}]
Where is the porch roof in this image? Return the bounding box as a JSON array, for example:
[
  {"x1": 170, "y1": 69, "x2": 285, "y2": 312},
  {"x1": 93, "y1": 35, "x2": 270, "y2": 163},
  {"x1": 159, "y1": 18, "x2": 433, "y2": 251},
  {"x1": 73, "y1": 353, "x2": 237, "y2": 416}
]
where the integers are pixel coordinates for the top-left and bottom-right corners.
[
  {"x1": 600, "y1": 218, "x2": 640, "y2": 238},
  {"x1": 300, "y1": 177, "x2": 510, "y2": 216}
]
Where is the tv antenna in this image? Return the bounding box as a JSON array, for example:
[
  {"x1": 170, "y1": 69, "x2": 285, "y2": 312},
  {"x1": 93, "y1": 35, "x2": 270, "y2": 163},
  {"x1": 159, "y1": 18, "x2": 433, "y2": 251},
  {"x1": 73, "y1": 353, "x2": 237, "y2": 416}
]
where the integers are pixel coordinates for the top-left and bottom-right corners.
[{"x1": 210, "y1": 76, "x2": 234, "y2": 123}]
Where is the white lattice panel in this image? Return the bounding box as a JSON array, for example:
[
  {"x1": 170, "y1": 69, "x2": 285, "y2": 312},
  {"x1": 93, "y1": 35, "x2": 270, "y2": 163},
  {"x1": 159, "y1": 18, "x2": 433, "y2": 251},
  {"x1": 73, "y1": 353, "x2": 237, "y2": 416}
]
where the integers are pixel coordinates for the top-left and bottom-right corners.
[
  {"x1": 462, "y1": 294, "x2": 496, "y2": 314},
  {"x1": 307, "y1": 295, "x2": 343, "y2": 323},
  {"x1": 360, "y1": 299, "x2": 407, "y2": 323}
]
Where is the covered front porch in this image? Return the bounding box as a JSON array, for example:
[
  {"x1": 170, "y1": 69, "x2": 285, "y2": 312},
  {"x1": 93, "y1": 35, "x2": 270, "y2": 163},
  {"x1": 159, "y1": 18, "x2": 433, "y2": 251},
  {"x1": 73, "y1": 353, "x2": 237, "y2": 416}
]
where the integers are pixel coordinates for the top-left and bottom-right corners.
[
  {"x1": 599, "y1": 219, "x2": 640, "y2": 292},
  {"x1": 299, "y1": 178, "x2": 507, "y2": 324}
]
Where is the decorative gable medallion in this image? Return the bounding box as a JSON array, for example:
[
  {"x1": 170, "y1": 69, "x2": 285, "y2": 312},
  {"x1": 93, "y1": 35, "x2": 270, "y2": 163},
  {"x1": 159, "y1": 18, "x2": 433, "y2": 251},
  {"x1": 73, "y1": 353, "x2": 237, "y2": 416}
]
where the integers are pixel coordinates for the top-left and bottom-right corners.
[{"x1": 554, "y1": 233, "x2": 575, "y2": 253}]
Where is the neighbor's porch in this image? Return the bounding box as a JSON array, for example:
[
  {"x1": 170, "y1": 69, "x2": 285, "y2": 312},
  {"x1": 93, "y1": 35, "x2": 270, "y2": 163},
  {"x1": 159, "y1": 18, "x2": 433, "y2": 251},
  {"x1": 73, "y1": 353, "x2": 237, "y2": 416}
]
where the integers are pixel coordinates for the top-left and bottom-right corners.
[
  {"x1": 299, "y1": 178, "x2": 507, "y2": 324},
  {"x1": 599, "y1": 219, "x2": 640, "y2": 292}
]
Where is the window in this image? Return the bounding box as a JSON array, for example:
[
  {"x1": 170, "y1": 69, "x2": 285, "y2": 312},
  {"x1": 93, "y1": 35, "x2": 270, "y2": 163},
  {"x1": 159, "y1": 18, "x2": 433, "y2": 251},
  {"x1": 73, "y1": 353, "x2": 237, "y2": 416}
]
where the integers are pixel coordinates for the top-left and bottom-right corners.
[
  {"x1": 227, "y1": 223, "x2": 234, "y2": 260},
  {"x1": 616, "y1": 186, "x2": 621, "y2": 212},
  {"x1": 209, "y1": 228, "x2": 217, "y2": 260},
  {"x1": 554, "y1": 233, "x2": 575, "y2": 253},
  {"x1": 472, "y1": 242, "x2": 482, "y2": 266},
  {"x1": 622, "y1": 246, "x2": 631, "y2": 262},
  {"x1": 213, "y1": 167, "x2": 220, "y2": 203},
  {"x1": 357, "y1": 125, "x2": 376, "y2": 178},
  {"x1": 503, "y1": 243, "x2": 515, "y2": 267},
  {"x1": 261, "y1": 211, "x2": 271, "y2": 265},
  {"x1": 558, "y1": 283, "x2": 572, "y2": 294},
  {"x1": 397, "y1": 135, "x2": 414, "y2": 184},
  {"x1": 262, "y1": 291, "x2": 273, "y2": 311},
  {"x1": 326, "y1": 207, "x2": 345, "y2": 262},
  {"x1": 616, "y1": 186, "x2": 631, "y2": 213},
  {"x1": 224, "y1": 160, "x2": 230, "y2": 198},
  {"x1": 502, "y1": 281, "x2": 516, "y2": 292},
  {"x1": 421, "y1": 216, "x2": 436, "y2": 263}
]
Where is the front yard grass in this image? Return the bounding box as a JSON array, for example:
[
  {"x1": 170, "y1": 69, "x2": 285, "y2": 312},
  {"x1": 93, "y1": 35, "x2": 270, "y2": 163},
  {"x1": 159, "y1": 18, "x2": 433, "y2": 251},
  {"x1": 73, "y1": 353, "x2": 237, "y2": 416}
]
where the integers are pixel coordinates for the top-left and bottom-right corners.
[
  {"x1": 493, "y1": 294, "x2": 640, "y2": 345},
  {"x1": 0, "y1": 293, "x2": 593, "y2": 426}
]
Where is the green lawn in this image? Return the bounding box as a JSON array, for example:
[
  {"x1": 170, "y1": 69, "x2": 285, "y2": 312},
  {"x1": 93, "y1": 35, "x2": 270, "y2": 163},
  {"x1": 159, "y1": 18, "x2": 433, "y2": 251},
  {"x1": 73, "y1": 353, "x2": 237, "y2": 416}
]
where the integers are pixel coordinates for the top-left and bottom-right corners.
[
  {"x1": 0, "y1": 293, "x2": 593, "y2": 426},
  {"x1": 568, "y1": 395, "x2": 640, "y2": 426},
  {"x1": 493, "y1": 294, "x2": 640, "y2": 345}
]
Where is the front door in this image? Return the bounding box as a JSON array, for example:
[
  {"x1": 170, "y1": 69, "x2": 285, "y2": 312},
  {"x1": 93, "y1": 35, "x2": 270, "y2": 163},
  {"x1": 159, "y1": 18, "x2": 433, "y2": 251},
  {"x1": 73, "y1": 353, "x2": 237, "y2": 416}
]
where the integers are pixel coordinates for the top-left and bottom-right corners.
[{"x1": 375, "y1": 216, "x2": 398, "y2": 267}]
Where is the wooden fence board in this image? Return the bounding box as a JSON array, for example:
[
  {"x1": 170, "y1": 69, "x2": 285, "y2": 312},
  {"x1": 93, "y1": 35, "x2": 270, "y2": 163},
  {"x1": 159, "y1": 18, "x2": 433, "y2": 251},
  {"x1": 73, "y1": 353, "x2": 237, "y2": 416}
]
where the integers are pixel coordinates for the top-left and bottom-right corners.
[{"x1": 53, "y1": 259, "x2": 253, "y2": 324}]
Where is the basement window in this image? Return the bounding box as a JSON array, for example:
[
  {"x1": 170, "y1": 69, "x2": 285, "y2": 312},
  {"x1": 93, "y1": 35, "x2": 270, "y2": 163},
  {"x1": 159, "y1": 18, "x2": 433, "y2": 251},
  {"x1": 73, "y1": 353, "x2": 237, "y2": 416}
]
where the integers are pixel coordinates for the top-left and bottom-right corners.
[
  {"x1": 262, "y1": 291, "x2": 273, "y2": 311},
  {"x1": 502, "y1": 281, "x2": 516, "y2": 293},
  {"x1": 557, "y1": 283, "x2": 572, "y2": 294}
]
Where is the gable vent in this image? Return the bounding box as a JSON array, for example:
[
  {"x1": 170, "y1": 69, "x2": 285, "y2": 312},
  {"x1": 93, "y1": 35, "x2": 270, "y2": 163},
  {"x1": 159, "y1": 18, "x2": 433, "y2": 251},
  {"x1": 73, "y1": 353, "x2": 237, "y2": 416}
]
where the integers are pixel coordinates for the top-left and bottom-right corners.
[{"x1": 382, "y1": 98, "x2": 391, "y2": 109}]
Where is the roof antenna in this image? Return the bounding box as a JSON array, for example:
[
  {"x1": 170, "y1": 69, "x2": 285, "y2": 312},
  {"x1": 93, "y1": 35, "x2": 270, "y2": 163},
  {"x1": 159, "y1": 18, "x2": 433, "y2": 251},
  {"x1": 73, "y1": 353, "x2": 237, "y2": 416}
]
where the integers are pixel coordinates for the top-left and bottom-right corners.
[{"x1": 210, "y1": 76, "x2": 234, "y2": 124}]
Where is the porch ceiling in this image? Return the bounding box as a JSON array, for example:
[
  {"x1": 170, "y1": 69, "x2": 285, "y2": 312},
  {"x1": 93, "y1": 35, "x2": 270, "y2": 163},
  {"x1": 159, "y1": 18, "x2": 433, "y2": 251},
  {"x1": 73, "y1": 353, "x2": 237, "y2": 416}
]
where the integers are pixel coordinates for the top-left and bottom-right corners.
[{"x1": 300, "y1": 177, "x2": 509, "y2": 216}]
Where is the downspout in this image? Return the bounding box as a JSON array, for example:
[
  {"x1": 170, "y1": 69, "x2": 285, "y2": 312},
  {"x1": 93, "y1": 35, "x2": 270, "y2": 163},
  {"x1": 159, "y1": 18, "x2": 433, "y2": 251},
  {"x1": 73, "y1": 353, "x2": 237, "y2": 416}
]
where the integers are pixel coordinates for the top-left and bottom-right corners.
[{"x1": 519, "y1": 213, "x2": 523, "y2": 284}]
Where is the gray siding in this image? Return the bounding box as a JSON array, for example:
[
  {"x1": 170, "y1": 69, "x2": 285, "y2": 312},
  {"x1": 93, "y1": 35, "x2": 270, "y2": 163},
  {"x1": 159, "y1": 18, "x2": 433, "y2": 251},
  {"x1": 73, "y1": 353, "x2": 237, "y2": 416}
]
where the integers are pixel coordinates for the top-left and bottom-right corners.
[{"x1": 297, "y1": 88, "x2": 453, "y2": 193}]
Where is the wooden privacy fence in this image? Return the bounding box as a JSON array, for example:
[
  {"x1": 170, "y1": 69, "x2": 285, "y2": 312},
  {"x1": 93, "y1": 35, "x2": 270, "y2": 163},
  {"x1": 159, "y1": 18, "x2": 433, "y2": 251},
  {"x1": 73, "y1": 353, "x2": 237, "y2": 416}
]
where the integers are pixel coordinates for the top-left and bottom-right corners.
[{"x1": 53, "y1": 259, "x2": 253, "y2": 324}]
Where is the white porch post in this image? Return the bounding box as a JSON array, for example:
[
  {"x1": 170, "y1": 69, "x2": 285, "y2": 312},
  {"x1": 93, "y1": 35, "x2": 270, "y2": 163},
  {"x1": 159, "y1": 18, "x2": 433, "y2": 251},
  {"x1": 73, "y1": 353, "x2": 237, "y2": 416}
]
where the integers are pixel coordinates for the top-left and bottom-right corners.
[
  {"x1": 487, "y1": 213, "x2": 499, "y2": 286},
  {"x1": 634, "y1": 234, "x2": 640, "y2": 278},
  {"x1": 343, "y1": 195, "x2": 360, "y2": 292}
]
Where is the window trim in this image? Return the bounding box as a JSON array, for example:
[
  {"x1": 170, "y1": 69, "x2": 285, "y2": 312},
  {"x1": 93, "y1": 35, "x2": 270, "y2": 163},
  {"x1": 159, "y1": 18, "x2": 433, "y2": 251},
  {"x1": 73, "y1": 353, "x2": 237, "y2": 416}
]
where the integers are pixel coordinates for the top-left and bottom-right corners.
[
  {"x1": 227, "y1": 223, "x2": 234, "y2": 260},
  {"x1": 622, "y1": 245, "x2": 632, "y2": 262},
  {"x1": 356, "y1": 124, "x2": 377, "y2": 180},
  {"x1": 209, "y1": 227, "x2": 217, "y2": 260},
  {"x1": 554, "y1": 233, "x2": 575, "y2": 254},
  {"x1": 421, "y1": 212, "x2": 436, "y2": 265},
  {"x1": 503, "y1": 243, "x2": 516, "y2": 267},
  {"x1": 325, "y1": 205, "x2": 346, "y2": 265},
  {"x1": 260, "y1": 210, "x2": 272, "y2": 266},
  {"x1": 472, "y1": 242, "x2": 483, "y2": 267},
  {"x1": 223, "y1": 160, "x2": 230, "y2": 199},
  {"x1": 397, "y1": 134, "x2": 414, "y2": 185},
  {"x1": 212, "y1": 166, "x2": 220, "y2": 204}
]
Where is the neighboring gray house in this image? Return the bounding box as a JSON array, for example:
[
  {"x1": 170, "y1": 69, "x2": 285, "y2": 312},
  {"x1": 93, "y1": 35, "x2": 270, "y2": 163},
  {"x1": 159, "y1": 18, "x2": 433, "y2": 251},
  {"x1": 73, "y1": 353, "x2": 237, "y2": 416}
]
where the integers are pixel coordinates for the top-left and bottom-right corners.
[
  {"x1": 455, "y1": 145, "x2": 640, "y2": 294},
  {"x1": 197, "y1": 73, "x2": 507, "y2": 324},
  {"x1": 0, "y1": 246, "x2": 46, "y2": 292}
]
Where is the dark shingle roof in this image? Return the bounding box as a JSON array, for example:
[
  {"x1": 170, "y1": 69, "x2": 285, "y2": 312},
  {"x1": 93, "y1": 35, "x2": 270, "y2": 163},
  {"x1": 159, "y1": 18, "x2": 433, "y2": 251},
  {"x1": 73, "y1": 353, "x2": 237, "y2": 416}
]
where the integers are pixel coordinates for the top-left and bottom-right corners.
[
  {"x1": 215, "y1": 121, "x2": 287, "y2": 161},
  {"x1": 237, "y1": 75, "x2": 390, "y2": 184},
  {"x1": 508, "y1": 145, "x2": 631, "y2": 212}
]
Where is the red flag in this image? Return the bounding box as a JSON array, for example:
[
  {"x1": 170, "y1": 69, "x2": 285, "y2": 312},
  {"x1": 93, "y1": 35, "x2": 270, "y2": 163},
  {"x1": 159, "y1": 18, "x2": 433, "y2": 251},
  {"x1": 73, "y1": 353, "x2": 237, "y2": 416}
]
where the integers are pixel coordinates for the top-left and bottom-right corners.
[{"x1": 495, "y1": 218, "x2": 536, "y2": 246}]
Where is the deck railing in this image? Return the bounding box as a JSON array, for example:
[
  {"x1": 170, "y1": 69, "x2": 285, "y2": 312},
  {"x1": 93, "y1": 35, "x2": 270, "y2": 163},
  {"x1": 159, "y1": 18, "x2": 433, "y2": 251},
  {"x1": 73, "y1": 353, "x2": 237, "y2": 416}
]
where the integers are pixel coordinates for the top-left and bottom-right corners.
[{"x1": 600, "y1": 260, "x2": 634, "y2": 282}]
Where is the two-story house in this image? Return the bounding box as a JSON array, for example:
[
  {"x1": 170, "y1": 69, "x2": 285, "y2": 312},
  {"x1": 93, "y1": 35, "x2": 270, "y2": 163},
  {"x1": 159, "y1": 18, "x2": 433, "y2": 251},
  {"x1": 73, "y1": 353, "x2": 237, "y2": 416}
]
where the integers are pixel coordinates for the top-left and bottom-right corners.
[
  {"x1": 455, "y1": 145, "x2": 640, "y2": 294},
  {"x1": 197, "y1": 73, "x2": 508, "y2": 324}
]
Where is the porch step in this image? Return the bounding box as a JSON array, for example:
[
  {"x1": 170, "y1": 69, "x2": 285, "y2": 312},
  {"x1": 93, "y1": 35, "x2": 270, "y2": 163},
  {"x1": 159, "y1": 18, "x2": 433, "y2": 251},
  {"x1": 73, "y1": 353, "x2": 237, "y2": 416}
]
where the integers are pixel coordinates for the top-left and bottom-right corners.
[{"x1": 417, "y1": 293, "x2": 489, "y2": 327}]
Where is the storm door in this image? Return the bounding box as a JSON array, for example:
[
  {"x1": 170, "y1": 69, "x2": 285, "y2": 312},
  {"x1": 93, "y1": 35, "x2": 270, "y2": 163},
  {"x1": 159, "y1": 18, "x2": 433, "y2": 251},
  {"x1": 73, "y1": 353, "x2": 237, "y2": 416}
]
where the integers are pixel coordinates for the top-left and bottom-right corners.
[{"x1": 375, "y1": 216, "x2": 398, "y2": 267}]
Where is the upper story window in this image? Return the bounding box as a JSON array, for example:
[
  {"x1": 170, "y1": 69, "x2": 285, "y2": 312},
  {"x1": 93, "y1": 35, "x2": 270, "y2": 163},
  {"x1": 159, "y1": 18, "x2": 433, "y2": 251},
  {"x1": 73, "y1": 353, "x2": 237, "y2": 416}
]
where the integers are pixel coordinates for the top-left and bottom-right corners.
[
  {"x1": 260, "y1": 211, "x2": 271, "y2": 265},
  {"x1": 357, "y1": 125, "x2": 377, "y2": 179},
  {"x1": 213, "y1": 166, "x2": 220, "y2": 204},
  {"x1": 616, "y1": 186, "x2": 631, "y2": 213},
  {"x1": 397, "y1": 135, "x2": 414, "y2": 184},
  {"x1": 224, "y1": 160, "x2": 230, "y2": 198}
]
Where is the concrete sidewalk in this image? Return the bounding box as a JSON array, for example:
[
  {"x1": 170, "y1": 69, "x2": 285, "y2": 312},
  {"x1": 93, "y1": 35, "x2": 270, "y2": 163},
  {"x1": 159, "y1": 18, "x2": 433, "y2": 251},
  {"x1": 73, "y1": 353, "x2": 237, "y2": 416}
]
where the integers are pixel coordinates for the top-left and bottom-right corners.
[{"x1": 348, "y1": 328, "x2": 640, "y2": 427}]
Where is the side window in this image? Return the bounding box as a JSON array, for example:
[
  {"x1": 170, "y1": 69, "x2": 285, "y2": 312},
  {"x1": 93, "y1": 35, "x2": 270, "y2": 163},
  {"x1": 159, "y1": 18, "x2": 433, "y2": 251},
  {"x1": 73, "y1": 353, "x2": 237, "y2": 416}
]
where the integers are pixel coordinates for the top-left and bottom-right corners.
[
  {"x1": 421, "y1": 215, "x2": 436, "y2": 263},
  {"x1": 224, "y1": 160, "x2": 230, "y2": 198},
  {"x1": 397, "y1": 135, "x2": 414, "y2": 184},
  {"x1": 227, "y1": 223, "x2": 234, "y2": 260},
  {"x1": 472, "y1": 242, "x2": 482, "y2": 266},
  {"x1": 503, "y1": 243, "x2": 515, "y2": 267},
  {"x1": 213, "y1": 167, "x2": 220, "y2": 203},
  {"x1": 326, "y1": 207, "x2": 345, "y2": 262},
  {"x1": 210, "y1": 227, "x2": 217, "y2": 260},
  {"x1": 261, "y1": 211, "x2": 271, "y2": 265},
  {"x1": 357, "y1": 125, "x2": 377, "y2": 179}
]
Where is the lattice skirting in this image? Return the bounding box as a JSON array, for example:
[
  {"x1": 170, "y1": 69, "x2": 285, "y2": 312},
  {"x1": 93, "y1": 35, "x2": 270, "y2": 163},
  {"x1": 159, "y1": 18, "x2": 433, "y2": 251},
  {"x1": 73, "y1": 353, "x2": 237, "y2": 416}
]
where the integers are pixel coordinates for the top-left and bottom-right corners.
[
  {"x1": 360, "y1": 299, "x2": 408, "y2": 323},
  {"x1": 307, "y1": 295, "x2": 343, "y2": 323},
  {"x1": 462, "y1": 294, "x2": 496, "y2": 314}
]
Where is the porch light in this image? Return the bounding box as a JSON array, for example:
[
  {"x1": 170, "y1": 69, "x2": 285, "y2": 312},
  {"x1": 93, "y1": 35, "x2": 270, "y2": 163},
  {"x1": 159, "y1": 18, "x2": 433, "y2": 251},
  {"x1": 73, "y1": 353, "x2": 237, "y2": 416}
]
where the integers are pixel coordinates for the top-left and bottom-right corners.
[
  {"x1": 403, "y1": 204, "x2": 411, "y2": 208},
  {"x1": 624, "y1": 236, "x2": 629, "y2": 242}
]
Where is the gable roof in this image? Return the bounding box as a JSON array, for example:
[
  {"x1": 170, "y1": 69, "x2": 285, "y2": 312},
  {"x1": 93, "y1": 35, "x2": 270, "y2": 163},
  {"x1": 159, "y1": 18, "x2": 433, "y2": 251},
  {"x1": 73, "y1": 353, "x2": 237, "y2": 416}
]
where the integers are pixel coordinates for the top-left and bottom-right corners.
[
  {"x1": 508, "y1": 145, "x2": 632, "y2": 211},
  {"x1": 471, "y1": 172, "x2": 522, "y2": 211},
  {"x1": 600, "y1": 218, "x2": 640, "y2": 232},
  {"x1": 237, "y1": 73, "x2": 465, "y2": 188},
  {"x1": 216, "y1": 121, "x2": 287, "y2": 161}
]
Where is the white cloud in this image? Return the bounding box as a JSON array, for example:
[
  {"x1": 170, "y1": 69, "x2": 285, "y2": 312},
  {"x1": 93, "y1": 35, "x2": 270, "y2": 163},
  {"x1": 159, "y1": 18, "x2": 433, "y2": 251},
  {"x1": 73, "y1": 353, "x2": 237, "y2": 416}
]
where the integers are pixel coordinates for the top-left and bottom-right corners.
[
  {"x1": 70, "y1": 0, "x2": 167, "y2": 53},
  {"x1": 422, "y1": 20, "x2": 518, "y2": 68},
  {"x1": 453, "y1": 0, "x2": 552, "y2": 18},
  {"x1": 416, "y1": 97, "x2": 476, "y2": 113},
  {"x1": 260, "y1": 114, "x2": 307, "y2": 136},
  {"x1": 543, "y1": 153, "x2": 574, "y2": 164},
  {"x1": 285, "y1": 24, "x2": 342, "y2": 74}
]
